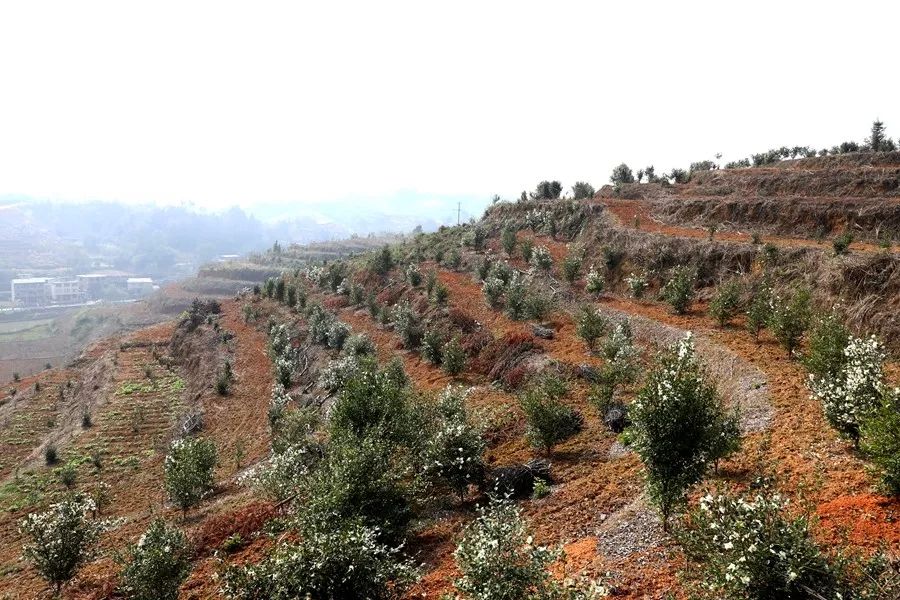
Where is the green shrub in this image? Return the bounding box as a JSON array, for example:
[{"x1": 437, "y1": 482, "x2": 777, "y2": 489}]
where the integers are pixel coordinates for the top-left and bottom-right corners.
[
  {"x1": 833, "y1": 231, "x2": 853, "y2": 256},
  {"x1": 861, "y1": 390, "x2": 900, "y2": 495},
  {"x1": 520, "y1": 239, "x2": 534, "y2": 264},
  {"x1": 421, "y1": 329, "x2": 445, "y2": 365},
  {"x1": 585, "y1": 265, "x2": 604, "y2": 295},
  {"x1": 302, "y1": 434, "x2": 416, "y2": 544},
  {"x1": 371, "y1": 245, "x2": 394, "y2": 275},
  {"x1": 432, "y1": 282, "x2": 449, "y2": 306},
  {"x1": 709, "y1": 278, "x2": 743, "y2": 326},
  {"x1": 531, "y1": 478, "x2": 551, "y2": 499},
  {"x1": 45, "y1": 444, "x2": 58, "y2": 465},
  {"x1": 530, "y1": 245, "x2": 553, "y2": 271},
  {"x1": 120, "y1": 519, "x2": 191, "y2": 600},
  {"x1": 426, "y1": 269, "x2": 437, "y2": 294},
  {"x1": 620, "y1": 272, "x2": 646, "y2": 300},
  {"x1": 811, "y1": 335, "x2": 885, "y2": 446},
  {"x1": 490, "y1": 260, "x2": 513, "y2": 285},
  {"x1": 519, "y1": 386, "x2": 583, "y2": 455},
  {"x1": 393, "y1": 300, "x2": 422, "y2": 349},
  {"x1": 446, "y1": 248, "x2": 462, "y2": 270},
  {"x1": 328, "y1": 357, "x2": 416, "y2": 444},
  {"x1": 482, "y1": 277, "x2": 505, "y2": 308},
  {"x1": 768, "y1": 287, "x2": 811, "y2": 357},
  {"x1": 241, "y1": 441, "x2": 322, "y2": 501},
  {"x1": 442, "y1": 338, "x2": 466, "y2": 376},
  {"x1": 58, "y1": 462, "x2": 77, "y2": 489},
  {"x1": 576, "y1": 305, "x2": 609, "y2": 351},
  {"x1": 598, "y1": 320, "x2": 639, "y2": 392},
  {"x1": 452, "y1": 497, "x2": 608, "y2": 600},
  {"x1": 164, "y1": 437, "x2": 217, "y2": 515},
  {"x1": 464, "y1": 227, "x2": 487, "y2": 251},
  {"x1": 423, "y1": 387, "x2": 485, "y2": 498},
  {"x1": 805, "y1": 309, "x2": 850, "y2": 379},
  {"x1": 220, "y1": 514, "x2": 417, "y2": 600},
  {"x1": 631, "y1": 334, "x2": 739, "y2": 527},
  {"x1": 475, "y1": 258, "x2": 491, "y2": 281},
  {"x1": 20, "y1": 497, "x2": 112, "y2": 595},
  {"x1": 215, "y1": 370, "x2": 230, "y2": 396},
  {"x1": 504, "y1": 273, "x2": 527, "y2": 320},
  {"x1": 679, "y1": 490, "x2": 852, "y2": 599},
  {"x1": 501, "y1": 226, "x2": 517, "y2": 256},
  {"x1": 523, "y1": 289, "x2": 554, "y2": 320},
  {"x1": 745, "y1": 282, "x2": 771, "y2": 341},
  {"x1": 562, "y1": 254, "x2": 582, "y2": 283},
  {"x1": 406, "y1": 263, "x2": 422, "y2": 287},
  {"x1": 660, "y1": 266, "x2": 695, "y2": 314},
  {"x1": 271, "y1": 407, "x2": 321, "y2": 455}
]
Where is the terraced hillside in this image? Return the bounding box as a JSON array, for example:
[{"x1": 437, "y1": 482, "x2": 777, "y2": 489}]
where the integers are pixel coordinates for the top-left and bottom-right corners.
[{"x1": 2, "y1": 152, "x2": 900, "y2": 598}]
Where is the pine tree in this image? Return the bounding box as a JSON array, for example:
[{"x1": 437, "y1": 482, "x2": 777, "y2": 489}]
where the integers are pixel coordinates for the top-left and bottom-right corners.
[{"x1": 867, "y1": 120, "x2": 888, "y2": 152}]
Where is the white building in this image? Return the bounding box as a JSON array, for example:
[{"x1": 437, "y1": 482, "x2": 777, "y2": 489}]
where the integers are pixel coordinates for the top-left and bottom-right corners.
[{"x1": 127, "y1": 277, "x2": 154, "y2": 295}]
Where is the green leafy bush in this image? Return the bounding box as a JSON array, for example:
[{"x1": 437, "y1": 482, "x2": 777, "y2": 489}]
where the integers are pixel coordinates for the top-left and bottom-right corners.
[
  {"x1": 530, "y1": 245, "x2": 553, "y2": 271},
  {"x1": 164, "y1": 437, "x2": 218, "y2": 514},
  {"x1": 393, "y1": 300, "x2": 422, "y2": 349},
  {"x1": 562, "y1": 253, "x2": 582, "y2": 283},
  {"x1": 442, "y1": 337, "x2": 466, "y2": 376},
  {"x1": 810, "y1": 335, "x2": 885, "y2": 445},
  {"x1": 833, "y1": 231, "x2": 854, "y2": 256},
  {"x1": 220, "y1": 515, "x2": 417, "y2": 600},
  {"x1": 120, "y1": 519, "x2": 191, "y2": 600},
  {"x1": 240, "y1": 442, "x2": 323, "y2": 501},
  {"x1": 624, "y1": 271, "x2": 648, "y2": 299},
  {"x1": 585, "y1": 265, "x2": 604, "y2": 295},
  {"x1": 745, "y1": 282, "x2": 771, "y2": 341},
  {"x1": 630, "y1": 334, "x2": 739, "y2": 526},
  {"x1": 768, "y1": 287, "x2": 811, "y2": 357},
  {"x1": 406, "y1": 263, "x2": 422, "y2": 287},
  {"x1": 805, "y1": 309, "x2": 849, "y2": 379},
  {"x1": 432, "y1": 281, "x2": 450, "y2": 306},
  {"x1": 519, "y1": 385, "x2": 583, "y2": 455},
  {"x1": 482, "y1": 277, "x2": 505, "y2": 308},
  {"x1": 520, "y1": 239, "x2": 534, "y2": 264},
  {"x1": 523, "y1": 289, "x2": 554, "y2": 320},
  {"x1": 660, "y1": 266, "x2": 695, "y2": 314},
  {"x1": 709, "y1": 278, "x2": 743, "y2": 326},
  {"x1": 576, "y1": 305, "x2": 609, "y2": 351},
  {"x1": 422, "y1": 387, "x2": 485, "y2": 498},
  {"x1": 861, "y1": 390, "x2": 900, "y2": 495},
  {"x1": 422, "y1": 329, "x2": 445, "y2": 365},
  {"x1": 501, "y1": 226, "x2": 517, "y2": 256},
  {"x1": 343, "y1": 333, "x2": 376, "y2": 357},
  {"x1": 571, "y1": 181, "x2": 595, "y2": 200},
  {"x1": 679, "y1": 490, "x2": 852, "y2": 599},
  {"x1": 505, "y1": 273, "x2": 528, "y2": 320},
  {"x1": 20, "y1": 497, "x2": 113, "y2": 595}
]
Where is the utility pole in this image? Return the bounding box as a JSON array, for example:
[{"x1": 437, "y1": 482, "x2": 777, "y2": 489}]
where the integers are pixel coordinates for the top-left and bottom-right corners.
[{"x1": 457, "y1": 202, "x2": 461, "y2": 225}]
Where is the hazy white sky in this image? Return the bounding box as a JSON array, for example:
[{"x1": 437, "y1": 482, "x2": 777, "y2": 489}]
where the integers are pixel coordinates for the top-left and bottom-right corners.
[{"x1": 1, "y1": 1, "x2": 898, "y2": 210}]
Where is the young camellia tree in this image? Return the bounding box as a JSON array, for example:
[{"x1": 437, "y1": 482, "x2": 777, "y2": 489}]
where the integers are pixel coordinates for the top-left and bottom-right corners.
[
  {"x1": 519, "y1": 380, "x2": 583, "y2": 456},
  {"x1": 767, "y1": 287, "x2": 811, "y2": 357},
  {"x1": 164, "y1": 437, "x2": 218, "y2": 517},
  {"x1": 661, "y1": 266, "x2": 696, "y2": 315},
  {"x1": 809, "y1": 335, "x2": 886, "y2": 447},
  {"x1": 630, "y1": 334, "x2": 740, "y2": 528},
  {"x1": 120, "y1": 519, "x2": 192, "y2": 600},
  {"x1": 20, "y1": 496, "x2": 114, "y2": 596},
  {"x1": 422, "y1": 387, "x2": 485, "y2": 500},
  {"x1": 451, "y1": 497, "x2": 609, "y2": 600}
]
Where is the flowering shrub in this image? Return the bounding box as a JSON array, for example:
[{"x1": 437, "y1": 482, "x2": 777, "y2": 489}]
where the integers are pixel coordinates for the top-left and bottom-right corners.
[
  {"x1": 240, "y1": 443, "x2": 322, "y2": 501},
  {"x1": 220, "y1": 515, "x2": 417, "y2": 600},
  {"x1": 745, "y1": 282, "x2": 771, "y2": 341},
  {"x1": 422, "y1": 387, "x2": 485, "y2": 498},
  {"x1": 679, "y1": 490, "x2": 849, "y2": 599},
  {"x1": 598, "y1": 320, "x2": 639, "y2": 392},
  {"x1": 810, "y1": 335, "x2": 885, "y2": 445},
  {"x1": 320, "y1": 355, "x2": 361, "y2": 393},
  {"x1": 585, "y1": 265, "x2": 605, "y2": 295},
  {"x1": 20, "y1": 497, "x2": 114, "y2": 594},
  {"x1": 505, "y1": 272, "x2": 528, "y2": 320},
  {"x1": 530, "y1": 245, "x2": 553, "y2": 271},
  {"x1": 343, "y1": 332, "x2": 375, "y2": 357},
  {"x1": 660, "y1": 266, "x2": 695, "y2": 314},
  {"x1": 306, "y1": 304, "x2": 336, "y2": 346},
  {"x1": 268, "y1": 382, "x2": 290, "y2": 433},
  {"x1": 490, "y1": 261, "x2": 514, "y2": 285},
  {"x1": 482, "y1": 277, "x2": 505, "y2": 308},
  {"x1": 631, "y1": 334, "x2": 740, "y2": 526},
  {"x1": 393, "y1": 300, "x2": 422, "y2": 349},
  {"x1": 326, "y1": 320, "x2": 351, "y2": 350},
  {"x1": 624, "y1": 271, "x2": 648, "y2": 299},
  {"x1": 164, "y1": 437, "x2": 217, "y2": 514},
  {"x1": 120, "y1": 518, "x2": 191, "y2": 600},
  {"x1": 451, "y1": 497, "x2": 608, "y2": 600},
  {"x1": 501, "y1": 226, "x2": 517, "y2": 256},
  {"x1": 524, "y1": 289, "x2": 554, "y2": 320}
]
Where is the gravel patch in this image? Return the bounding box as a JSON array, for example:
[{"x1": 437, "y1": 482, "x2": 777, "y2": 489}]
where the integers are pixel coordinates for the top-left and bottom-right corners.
[{"x1": 594, "y1": 496, "x2": 664, "y2": 563}]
